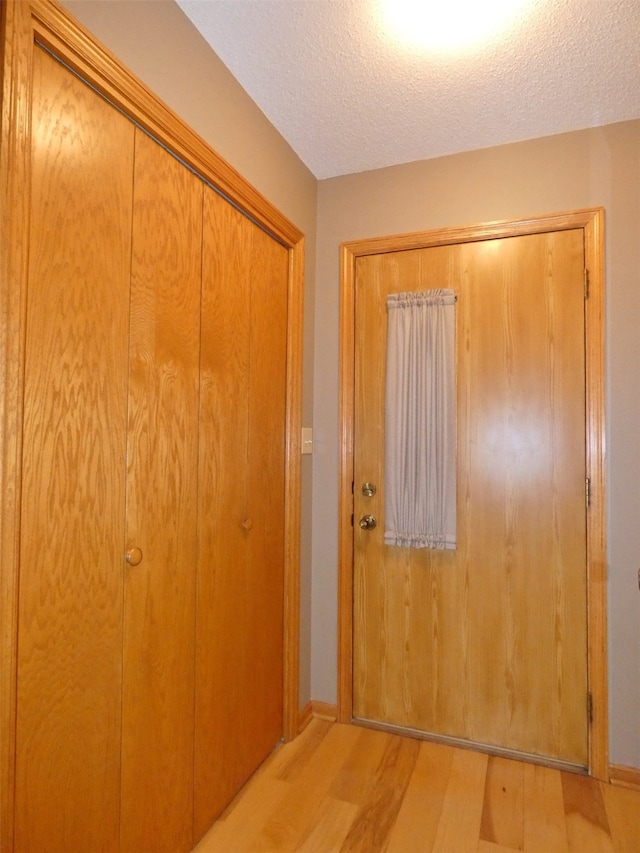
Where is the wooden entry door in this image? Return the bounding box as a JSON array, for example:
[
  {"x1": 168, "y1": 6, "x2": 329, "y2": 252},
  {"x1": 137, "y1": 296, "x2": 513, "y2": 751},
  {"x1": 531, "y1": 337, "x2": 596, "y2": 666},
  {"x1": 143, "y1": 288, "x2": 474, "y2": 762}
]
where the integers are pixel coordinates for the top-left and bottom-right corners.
[{"x1": 351, "y1": 227, "x2": 589, "y2": 766}]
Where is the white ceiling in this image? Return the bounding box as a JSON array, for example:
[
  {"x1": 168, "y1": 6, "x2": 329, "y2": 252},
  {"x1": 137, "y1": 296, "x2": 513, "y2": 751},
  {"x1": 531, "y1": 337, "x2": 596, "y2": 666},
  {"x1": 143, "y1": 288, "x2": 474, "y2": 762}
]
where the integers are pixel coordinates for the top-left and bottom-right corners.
[{"x1": 177, "y1": 0, "x2": 640, "y2": 180}]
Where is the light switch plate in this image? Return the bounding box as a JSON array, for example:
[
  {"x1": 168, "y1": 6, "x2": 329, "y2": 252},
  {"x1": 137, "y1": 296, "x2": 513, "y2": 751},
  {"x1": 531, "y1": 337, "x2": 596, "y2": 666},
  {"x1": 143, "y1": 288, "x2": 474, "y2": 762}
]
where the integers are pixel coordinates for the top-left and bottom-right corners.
[{"x1": 301, "y1": 427, "x2": 313, "y2": 455}]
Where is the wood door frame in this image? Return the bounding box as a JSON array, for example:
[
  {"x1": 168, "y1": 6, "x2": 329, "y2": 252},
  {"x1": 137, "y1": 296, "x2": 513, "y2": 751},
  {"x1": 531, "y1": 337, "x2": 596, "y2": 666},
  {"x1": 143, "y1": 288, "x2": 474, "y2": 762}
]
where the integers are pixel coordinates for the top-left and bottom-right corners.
[
  {"x1": 338, "y1": 209, "x2": 608, "y2": 780},
  {"x1": 0, "y1": 2, "x2": 303, "y2": 848}
]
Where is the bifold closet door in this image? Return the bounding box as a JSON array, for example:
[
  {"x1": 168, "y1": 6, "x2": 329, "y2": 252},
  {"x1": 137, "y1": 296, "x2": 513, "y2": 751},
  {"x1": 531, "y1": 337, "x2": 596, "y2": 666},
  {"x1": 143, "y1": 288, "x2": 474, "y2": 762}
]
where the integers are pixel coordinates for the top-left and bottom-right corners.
[
  {"x1": 120, "y1": 128, "x2": 203, "y2": 853},
  {"x1": 194, "y1": 187, "x2": 288, "y2": 839},
  {"x1": 15, "y1": 47, "x2": 134, "y2": 852},
  {"x1": 15, "y1": 36, "x2": 290, "y2": 853}
]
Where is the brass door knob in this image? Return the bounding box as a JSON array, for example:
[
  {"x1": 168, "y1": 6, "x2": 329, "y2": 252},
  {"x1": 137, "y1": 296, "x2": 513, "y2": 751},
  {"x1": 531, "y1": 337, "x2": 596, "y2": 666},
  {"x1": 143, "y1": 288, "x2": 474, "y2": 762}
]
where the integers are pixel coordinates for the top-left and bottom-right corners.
[{"x1": 359, "y1": 515, "x2": 377, "y2": 531}]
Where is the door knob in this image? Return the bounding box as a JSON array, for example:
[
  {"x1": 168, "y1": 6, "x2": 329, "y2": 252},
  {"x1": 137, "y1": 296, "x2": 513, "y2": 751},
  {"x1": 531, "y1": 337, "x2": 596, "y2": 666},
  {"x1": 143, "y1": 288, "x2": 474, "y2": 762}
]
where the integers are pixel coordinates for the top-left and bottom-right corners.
[
  {"x1": 125, "y1": 547, "x2": 143, "y2": 566},
  {"x1": 359, "y1": 515, "x2": 377, "y2": 531}
]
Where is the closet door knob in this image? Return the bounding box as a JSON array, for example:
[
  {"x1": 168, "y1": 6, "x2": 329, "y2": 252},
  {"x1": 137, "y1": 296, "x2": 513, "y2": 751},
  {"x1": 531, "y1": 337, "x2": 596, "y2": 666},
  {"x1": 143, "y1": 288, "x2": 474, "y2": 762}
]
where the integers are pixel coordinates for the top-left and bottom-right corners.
[
  {"x1": 241, "y1": 518, "x2": 253, "y2": 531},
  {"x1": 125, "y1": 547, "x2": 143, "y2": 566}
]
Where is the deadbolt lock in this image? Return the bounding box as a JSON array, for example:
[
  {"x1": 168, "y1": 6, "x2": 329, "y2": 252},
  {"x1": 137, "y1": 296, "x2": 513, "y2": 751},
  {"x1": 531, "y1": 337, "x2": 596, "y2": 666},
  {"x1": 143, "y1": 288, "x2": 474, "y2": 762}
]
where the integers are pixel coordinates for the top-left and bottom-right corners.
[{"x1": 362, "y1": 482, "x2": 377, "y2": 497}]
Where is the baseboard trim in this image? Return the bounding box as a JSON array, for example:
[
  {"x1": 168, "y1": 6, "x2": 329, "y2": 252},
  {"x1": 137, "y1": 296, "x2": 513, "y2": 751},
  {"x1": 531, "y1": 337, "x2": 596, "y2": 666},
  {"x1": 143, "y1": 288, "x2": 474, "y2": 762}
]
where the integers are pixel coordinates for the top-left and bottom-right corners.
[
  {"x1": 298, "y1": 700, "x2": 339, "y2": 733},
  {"x1": 297, "y1": 701, "x2": 314, "y2": 734},
  {"x1": 311, "y1": 701, "x2": 338, "y2": 722},
  {"x1": 609, "y1": 763, "x2": 640, "y2": 791}
]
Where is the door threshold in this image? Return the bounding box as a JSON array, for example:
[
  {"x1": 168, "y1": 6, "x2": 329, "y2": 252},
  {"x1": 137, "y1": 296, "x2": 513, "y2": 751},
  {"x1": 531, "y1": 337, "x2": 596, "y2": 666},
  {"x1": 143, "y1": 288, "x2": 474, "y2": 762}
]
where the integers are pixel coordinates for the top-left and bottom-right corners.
[{"x1": 352, "y1": 716, "x2": 588, "y2": 775}]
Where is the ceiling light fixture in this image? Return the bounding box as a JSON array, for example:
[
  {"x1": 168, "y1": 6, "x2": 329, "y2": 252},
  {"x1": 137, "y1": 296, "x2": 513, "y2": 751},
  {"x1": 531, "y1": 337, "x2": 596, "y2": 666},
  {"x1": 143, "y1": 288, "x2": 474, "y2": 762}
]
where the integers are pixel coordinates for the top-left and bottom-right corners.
[{"x1": 378, "y1": 0, "x2": 534, "y2": 53}]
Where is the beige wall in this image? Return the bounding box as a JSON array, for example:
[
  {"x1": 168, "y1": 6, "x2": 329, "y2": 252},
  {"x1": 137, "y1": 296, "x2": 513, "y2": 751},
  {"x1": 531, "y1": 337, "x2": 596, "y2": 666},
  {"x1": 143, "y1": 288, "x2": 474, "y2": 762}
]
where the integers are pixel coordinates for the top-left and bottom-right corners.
[
  {"x1": 60, "y1": 0, "x2": 318, "y2": 709},
  {"x1": 313, "y1": 122, "x2": 640, "y2": 768}
]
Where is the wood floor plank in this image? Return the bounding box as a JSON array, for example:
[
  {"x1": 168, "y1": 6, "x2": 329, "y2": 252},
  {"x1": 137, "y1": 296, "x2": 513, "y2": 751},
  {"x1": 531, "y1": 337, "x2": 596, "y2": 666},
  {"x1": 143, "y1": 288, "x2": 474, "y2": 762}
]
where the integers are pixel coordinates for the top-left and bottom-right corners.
[
  {"x1": 328, "y1": 726, "x2": 391, "y2": 805},
  {"x1": 431, "y1": 747, "x2": 488, "y2": 852},
  {"x1": 192, "y1": 722, "x2": 640, "y2": 853},
  {"x1": 274, "y1": 718, "x2": 334, "y2": 783},
  {"x1": 480, "y1": 756, "x2": 524, "y2": 850},
  {"x1": 297, "y1": 797, "x2": 358, "y2": 852},
  {"x1": 192, "y1": 777, "x2": 291, "y2": 852},
  {"x1": 478, "y1": 841, "x2": 523, "y2": 853},
  {"x1": 522, "y1": 763, "x2": 569, "y2": 853},
  {"x1": 561, "y1": 772, "x2": 615, "y2": 853},
  {"x1": 210, "y1": 718, "x2": 327, "y2": 830},
  {"x1": 384, "y1": 739, "x2": 455, "y2": 853},
  {"x1": 601, "y1": 780, "x2": 640, "y2": 852},
  {"x1": 249, "y1": 723, "x2": 362, "y2": 852},
  {"x1": 200, "y1": 725, "x2": 317, "y2": 830},
  {"x1": 215, "y1": 744, "x2": 287, "y2": 819},
  {"x1": 338, "y1": 734, "x2": 420, "y2": 852}
]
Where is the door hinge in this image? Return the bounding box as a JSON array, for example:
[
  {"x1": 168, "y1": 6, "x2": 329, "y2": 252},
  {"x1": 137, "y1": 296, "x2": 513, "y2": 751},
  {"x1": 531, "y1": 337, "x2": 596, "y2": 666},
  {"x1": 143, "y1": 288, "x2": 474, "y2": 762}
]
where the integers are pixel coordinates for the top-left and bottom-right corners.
[
  {"x1": 585, "y1": 477, "x2": 591, "y2": 508},
  {"x1": 584, "y1": 268, "x2": 590, "y2": 299},
  {"x1": 588, "y1": 691, "x2": 594, "y2": 724},
  {"x1": 350, "y1": 513, "x2": 354, "y2": 527}
]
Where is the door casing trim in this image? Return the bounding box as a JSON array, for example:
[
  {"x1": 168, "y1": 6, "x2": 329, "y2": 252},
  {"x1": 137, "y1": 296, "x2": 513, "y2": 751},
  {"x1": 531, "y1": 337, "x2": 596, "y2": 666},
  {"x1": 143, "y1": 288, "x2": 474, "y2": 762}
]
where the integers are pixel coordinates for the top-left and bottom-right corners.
[{"x1": 337, "y1": 209, "x2": 607, "y2": 779}]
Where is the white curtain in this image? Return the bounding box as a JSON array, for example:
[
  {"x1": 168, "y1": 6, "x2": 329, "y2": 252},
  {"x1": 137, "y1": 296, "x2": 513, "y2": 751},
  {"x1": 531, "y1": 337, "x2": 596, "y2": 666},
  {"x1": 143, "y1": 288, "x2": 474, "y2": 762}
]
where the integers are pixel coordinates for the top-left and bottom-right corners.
[{"x1": 384, "y1": 289, "x2": 457, "y2": 549}]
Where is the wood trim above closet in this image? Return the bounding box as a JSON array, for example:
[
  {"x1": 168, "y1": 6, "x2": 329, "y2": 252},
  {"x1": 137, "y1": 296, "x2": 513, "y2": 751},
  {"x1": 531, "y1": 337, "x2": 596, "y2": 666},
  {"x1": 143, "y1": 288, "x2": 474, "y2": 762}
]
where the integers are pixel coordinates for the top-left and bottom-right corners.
[{"x1": 28, "y1": 0, "x2": 302, "y2": 247}]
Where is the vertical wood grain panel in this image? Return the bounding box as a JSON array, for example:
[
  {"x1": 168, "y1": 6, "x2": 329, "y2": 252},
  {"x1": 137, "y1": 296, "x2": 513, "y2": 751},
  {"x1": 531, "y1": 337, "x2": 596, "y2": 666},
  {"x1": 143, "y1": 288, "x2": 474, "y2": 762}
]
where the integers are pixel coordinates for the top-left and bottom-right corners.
[
  {"x1": 120, "y1": 128, "x2": 202, "y2": 853},
  {"x1": 195, "y1": 187, "x2": 252, "y2": 838},
  {"x1": 463, "y1": 232, "x2": 587, "y2": 761},
  {"x1": 195, "y1": 187, "x2": 288, "y2": 840},
  {"x1": 352, "y1": 253, "x2": 391, "y2": 720},
  {"x1": 583, "y1": 210, "x2": 608, "y2": 780},
  {"x1": 246, "y1": 224, "x2": 288, "y2": 759},
  {"x1": 15, "y1": 47, "x2": 134, "y2": 852},
  {"x1": 353, "y1": 246, "x2": 467, "y2": 735},
  {"x1": 281, "y1": 234, "x2": 304, "y2": 744},
  {"x1": 0, "y1": 1, "x2": 34, "y2": 847},
  {"x1": 352, "y1": 228, "x2": 588, "y2": 765}
]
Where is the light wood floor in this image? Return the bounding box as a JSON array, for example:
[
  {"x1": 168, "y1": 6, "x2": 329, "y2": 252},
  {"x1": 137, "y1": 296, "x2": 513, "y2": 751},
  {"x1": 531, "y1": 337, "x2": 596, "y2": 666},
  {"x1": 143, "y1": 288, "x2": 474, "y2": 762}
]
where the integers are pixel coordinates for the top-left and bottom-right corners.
[{"x1": 193, "y1": 719, "x2": 640, "y2": 852}]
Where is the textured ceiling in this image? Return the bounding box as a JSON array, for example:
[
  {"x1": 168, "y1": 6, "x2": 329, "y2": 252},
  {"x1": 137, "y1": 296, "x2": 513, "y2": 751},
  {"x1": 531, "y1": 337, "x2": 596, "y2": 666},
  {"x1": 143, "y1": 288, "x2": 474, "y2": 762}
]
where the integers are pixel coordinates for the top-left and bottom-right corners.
[{"x1": 177, "y1": 0, "x2": 640, "y2": 180}]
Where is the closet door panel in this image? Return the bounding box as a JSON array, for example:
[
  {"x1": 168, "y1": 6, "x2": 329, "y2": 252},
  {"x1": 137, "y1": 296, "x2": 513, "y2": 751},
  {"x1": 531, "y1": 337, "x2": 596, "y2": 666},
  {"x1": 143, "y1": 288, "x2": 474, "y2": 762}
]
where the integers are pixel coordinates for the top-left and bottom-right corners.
[
  {"x1": 121, "y1": 129, "x2": 203, "y2": 853},
  {"x1": 195, "y1": 187, "x2": 289, "y2": 840},
  {"x1": 195, "y1": 187, "x2": 253, "y2": 838},
  {"x1": 15, "y1": 48, "x2": 134, "y2": 852},
  {"x1": 245, "y1": 225, "x2": 288, "y2": 766}
]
